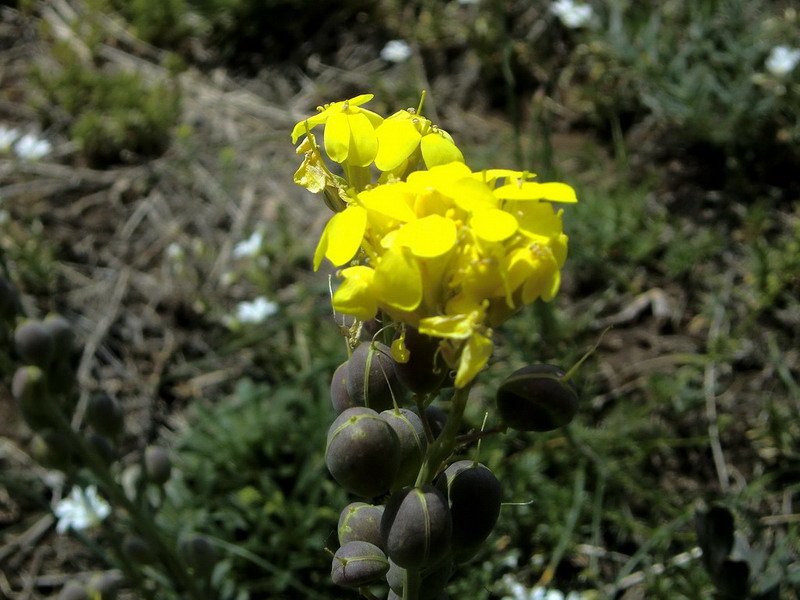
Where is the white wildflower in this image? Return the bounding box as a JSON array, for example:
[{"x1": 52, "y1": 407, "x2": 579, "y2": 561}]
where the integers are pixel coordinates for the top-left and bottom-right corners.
[
  {"x1": 14, "y1": 132, "x2": 52, "y2": 161},
  {"x1": 766, "y1": 45, "x2": 800, "y2": 77},
  {"x1": 54, "y1": 486, "x2": 111, "y2": 534},
  {"x1": 380, "y1": 40, "x2": 413, "y2": 63},
  {"x1": 165, "y1": 243, "x2": 185, "y2": 260},
  {"x1": 232, "y1": 230, "x2": 264, "y2": 259},
  {"x1": 551, "y1": 0, "x2": 593, "y2": 29},
  {"x1": 234, "y1": 296, "x2": 278, "y2": 323},
  {"x1": 0, "y1": 125, "x2": 20, "y2": 153}
]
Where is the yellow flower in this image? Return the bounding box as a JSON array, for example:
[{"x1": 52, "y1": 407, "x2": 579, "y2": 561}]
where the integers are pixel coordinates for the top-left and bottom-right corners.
[{"x1": 291, "y1": 94, "x2": 383, "y2": 167}]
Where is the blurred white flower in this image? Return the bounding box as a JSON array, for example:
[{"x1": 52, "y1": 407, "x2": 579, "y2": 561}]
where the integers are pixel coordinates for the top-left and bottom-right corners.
[
  {"x1": 235, "y1": 296, "x2": 278, "y2": 323},
  {"x1": 54, "y1": 486, "x2": 111, "y2": 534},
  {"x1": 501, "y1": 577, "x2": 585, "y2": 600},
  {"x1": 551, "y1": 0, "x2": 593, "y2": 29},
  {"x1": 14, "y1": 132, "x2": 52, "y2": 161},
  {"x1": 0, "y1": 124, "x2": 20, "y2": 153},
  {"x1": 766, "y1": 45, "x2": 800, "y2": 76},
  {"x1": 381, "y1": 40, "x2": 412, "y2": 63},
  {"x1": 165, "y1": 242, "x2": 185, "y2": 260},
  {"x1": 233, "y1": 230, "x2": 264, "y2": 258}
]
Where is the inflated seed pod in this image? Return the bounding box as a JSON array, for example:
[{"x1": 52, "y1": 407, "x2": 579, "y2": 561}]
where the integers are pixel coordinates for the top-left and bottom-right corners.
[
  {"x1": 12, "y1": 366, "x2": 51, "y2": 430},
  {"x1": 411, "y1": 404, "x2": 447, "y2": 440},
  {"x1": 380, "y1": 408, "x2": 427, "y2": 488},
  {"x1": 179, "y1": 535, "x2": 218, "y2": 574},
  {"x1": 381, "y1": 485, "x2": 452, "y2": 569},
  {"x1": 330, "y1": 362, "x2": 356, "y2": 414},
  {"x1": 43, "y1": 314, "x2": 75, "y2": 363},
  {"x1": 331, "y1": 541, "x2": 389, "y2": 588},
  {"x1": 437, "y1": 460, "x2": 501, "y2": 559},
  {"x1": 338, "y1": 502, "x2": 385, "y2": 548},
  {"x1": 57, "y1": 582, "x2": 89, "y2": 600},
  {"x1": 393, "y1": 327, "x2": 448, "y2": 394},
  {"x1": 346, "y1": 342, "x2": 405, "y2": 412},
  {"x1": 144, "y1": 446, "x2": 172, "y2": 485},
  {"x1": 14, "y1": 320, "x2": 54, "y2": 367},
  {"x1": 86, "y1": 394, "x2": 125, "y2": 439},
  {"x1": 326, "y1": 407, "x2": 400, "y2": 498},
  {"x1": 496, "y1": 364, "x2": 578, "y2": 432},
  {"x1": 386, "y1": 555, "x2": 453, "y2": 598}
]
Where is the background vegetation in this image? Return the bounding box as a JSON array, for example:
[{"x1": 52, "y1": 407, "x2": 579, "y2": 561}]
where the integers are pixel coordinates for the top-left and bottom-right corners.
[{"x1": 1, "y1": 0, "x2": 798, "y2": 598}]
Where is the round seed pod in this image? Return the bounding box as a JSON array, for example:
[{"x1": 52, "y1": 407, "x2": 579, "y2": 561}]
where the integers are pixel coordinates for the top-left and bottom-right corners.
[
  {"x1": 14, "y1": 320, "x2": 53, "y2": 367},
  {"x1": 326, "y1": 407, "x2": 400, "y2": 498},
  {"x1": 331, "y1": 541, "x2": 389, "y2": 588},
  {"x1": 43, "y1": 314, "x2": 75, "y2": 363},
  {"x1": 338, "y1": 502, "x2": 385, "y2": 548},
  {"x1": 381, "y1": 486, "x2": 452, "y2": 569},
  {"x1": 393, "y1": 327, "x2": 448, "y2": 394},
  {"x1": 144, "y1": 446, "x2": 172, "y2": 485},
  {"x1": 12, "y1": 366, "x2": 51, "y2": 430},
  {"x1": 411, "y1": 404, "x2": 447, "y2": 440},
  {"x1": 386, "y1": 556, "x2": 453, "y2": 598},
  {"x1": 179, "y1": 535, "x2": 218, "y2": 574},
  {"x1": 58, "y1": 582, "x2": 89, "y2": 600},
  {"x1": 437, "y1": 461, "x2": 501, "y2": 558},
  {"x1": 346, "y1": 342, "x2": 405, "y2": 412},
  {"x1": 86, "y1": 394, "x2": 125, "y2": 439},
  {"x1": 330, "y1": 362, "x2": 356, "y2": 414},
  {"x1": 380, "y1": 408, "x2": 427, "y2": 488},
  {"x1": 86, "y1": 570, "x2": 124, "y2": 600},
  {"x1": 496, "y1": 364, "x2": 578, "y2": 432}
]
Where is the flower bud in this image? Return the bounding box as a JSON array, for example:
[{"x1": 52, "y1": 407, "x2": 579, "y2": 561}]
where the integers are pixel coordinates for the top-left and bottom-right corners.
[
  {"x1": 144, "y1": 446, "x2": 172, "y2": 485},
  {"x1": 380, "y1": 408, "x2": 427, "y2": 488},
  {"x1": 86, "y1": 394, "x2": 125, "y2": 439},
  {"x1": 331, "y1": 541, "x2": 389, "y2": 588},
  {"x1": 346, "y1": 342, "x2": 405, "y2": 412},
  {"x1": 338, "y1": 502, "x2": 384, "y2": 548},
  {"x1": 14, "y1": 320, "x2": 53, "y2": 367},
  {"x1": 381, "y1": 486, "x2": 451, "y2": 569},
  {"x1": 496, "y1": 364, "x2": 578, "y2": 432},
  {"x1": 326, "y1": 407, "x2": 400, "y2": 498}
]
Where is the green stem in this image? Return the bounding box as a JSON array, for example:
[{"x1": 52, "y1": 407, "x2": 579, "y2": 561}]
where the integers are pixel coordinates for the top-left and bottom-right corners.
[
  {"x1": 402, "y1": 566, "x2": 421, "y2": 600},
  {"x1": 414, "y1": 385, "x2": 471, "y2": 487}
]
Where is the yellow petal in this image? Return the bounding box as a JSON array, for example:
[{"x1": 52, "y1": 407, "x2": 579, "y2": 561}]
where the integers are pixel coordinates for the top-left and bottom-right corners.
[
  {"x1": 494, "y1": 181, "x2": 577, "y2": 203},
  {"x1": 420, "y1": 132, "x2": 464, "y2": 167},
  {"x1": 374, "y1": 248, "x2": 423, "y2": 312},
  {"x1": 375, "y1": 119, "x2": 422, "y2": 171},
  {"x1": 396, "y1": 214, "x2": 457, "y2": 258},
  {"x1": 470, "y1": 208, "x2": 518, "y2": 242},
  {"x1": 359, "y1": 183, "x2": 417, "y2": 222},
  {"x1": 346, "y1": 111, "x2": 379, "y2": 167},
  {"x1": 418, "y1": 313, "x2": 473, "y2": 340},
  {"x1": 324, "y1": 110, "x2": 350, "y2": 163},
  {"x1": 345, "y1": 93, "x2": 375, "y2": 107},
  {"x1": 454, "y1": 332, "x2": 493, "y2": 388},
  {"x1": 325, "y1": 205, "x2": 367, "y2": 266},
  {"x1": 438, "y1": 177, "x2": 496, "y2": 212},
  {"x1": 333, "y1": 266, "x2": 378, "y2": 321}
]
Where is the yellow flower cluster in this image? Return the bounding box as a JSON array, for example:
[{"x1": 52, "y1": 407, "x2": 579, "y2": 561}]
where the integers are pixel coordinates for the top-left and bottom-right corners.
[{"x1": 292, "y1": 95, "x2": 577, "y2": 388}]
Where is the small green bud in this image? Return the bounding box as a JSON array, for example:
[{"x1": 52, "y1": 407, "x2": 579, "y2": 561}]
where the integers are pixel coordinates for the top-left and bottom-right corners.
[
  {"x1": 86, "y1": 394, "x2": 124, "y2": 438},
  {"x1": 144, "y1": 446, "x2": 172, "y2": 485},
  {"x1": 14, "y1": 320, "x2": 54, "y2": 367}
]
